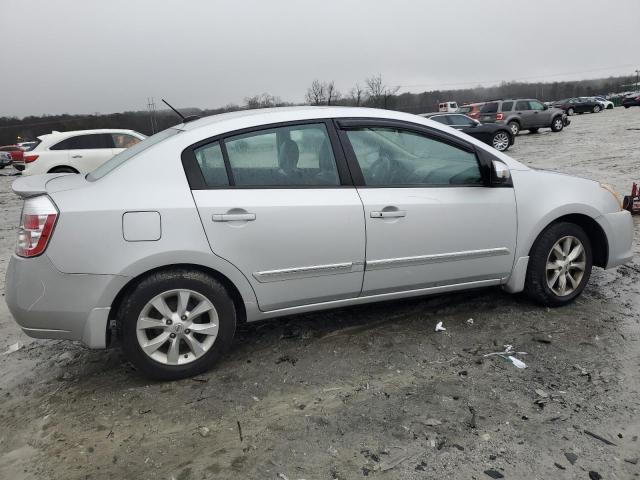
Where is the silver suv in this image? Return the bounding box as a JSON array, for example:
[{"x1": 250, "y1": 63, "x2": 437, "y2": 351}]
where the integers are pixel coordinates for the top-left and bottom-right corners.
[
  {"x1": 5, "y1": 107, "x2": 633, "y2": 380},
  {"x1": 479, "y1": 99, "x2": 569, "y2": 136}
]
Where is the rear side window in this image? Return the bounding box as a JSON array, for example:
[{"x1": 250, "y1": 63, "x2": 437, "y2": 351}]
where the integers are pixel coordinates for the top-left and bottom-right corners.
[
  {"x1": 223, "y1": 123, "x2": 340, "y2": 187},
  {"x1": 112, "y1": 134, "x2": 142, "y2": 149},
  {"x1": 500, "y1": 101, "x2": 513, "y2": 112},
  {"x1": 345, "y1": 127, "x2": 482, "y2": 186},
  {"x1": 515, "y1": 100, "x2": 530, "y2": 110},
  {"x1": 480, "y1": 102, "x2": 498, "y2": 114},
  {"x1": 51, "y1": 133, "x2": 113, "y2": 150},
  {"x1": 194, "y1": 142, "x2": 229, "y2": 187},
  {"x1": 457, "y1": 106, "x2": 471, "y2": 113}
]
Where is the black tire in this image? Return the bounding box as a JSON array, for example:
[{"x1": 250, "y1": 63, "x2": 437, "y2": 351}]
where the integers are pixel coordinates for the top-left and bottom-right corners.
[
  {"x1": 49, "y1": 166, "x2": 79, "y2": 174},
  {"x1": 528, "y1": 128, "x2": 539, "y2": 134},
  {"x1": 550, "y1": 116, "x2": 564, "y2": 132},
  {"x1": 567, "y1": 107, "x2": 575, "y2": 116},
  {"x1": 507, "y1": 121, "x2": 520, "y2": 136},
  {"x1": 490, "y1": 131, "x2": 511, "y2": 151},
  {"x1": 524, "y1": 222, "x2": 593, "y2": 307},
  {"x1": 592, "y1": 105, "x2": 601, "y2": 113},
  {"x1": 118, "y1": 269, "x2": 237, "y2": 380}
]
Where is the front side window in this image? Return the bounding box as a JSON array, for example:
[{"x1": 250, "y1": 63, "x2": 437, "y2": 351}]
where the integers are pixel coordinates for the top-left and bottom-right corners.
[
  {"x1": 113, "y1": 134, "x2": 142, "y2": 149},
  {"x1": 224, "y1": 123, "x2": 340, "y2": 187},
  {"x1": 530, "y1": 101, "x2": 545, "y2": 111},
  {"x1": 345, "y1": 127, "x2": 482, "y2": 186},
  {"x1": 429, "y1": 115, "x2": 450, "y2": 125}
]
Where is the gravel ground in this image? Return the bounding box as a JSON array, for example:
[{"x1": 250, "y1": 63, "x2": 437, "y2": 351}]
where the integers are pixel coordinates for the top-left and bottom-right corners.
[{"x1": 0, "y1": 108, "x2": 639, "y2": 480}]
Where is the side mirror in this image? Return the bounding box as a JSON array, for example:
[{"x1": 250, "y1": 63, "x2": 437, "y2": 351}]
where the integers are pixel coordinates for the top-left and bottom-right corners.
[
  {"x1": 543, "y1": 104, "x2": 548, "y2": 110},
  {"x1": 492, "y1": 160, "x2": 511, "y2": 185}
]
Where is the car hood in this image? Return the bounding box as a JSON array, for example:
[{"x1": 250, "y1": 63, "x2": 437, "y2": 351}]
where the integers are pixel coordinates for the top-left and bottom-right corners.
[{"x1": 12, "y1": 173, "x2": 89, "y2": 198}]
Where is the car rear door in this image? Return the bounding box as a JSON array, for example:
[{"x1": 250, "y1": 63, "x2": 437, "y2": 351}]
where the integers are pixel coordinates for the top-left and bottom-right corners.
[
  {"x1": 66, "y1": 133, "x2": 116, "y2": 172},
  {"x1": 336, "y1": 119, "x2": 517, "y2": 295},
  {"x1": 186, "y1": 120, "x2": 366, "y2": 311}
]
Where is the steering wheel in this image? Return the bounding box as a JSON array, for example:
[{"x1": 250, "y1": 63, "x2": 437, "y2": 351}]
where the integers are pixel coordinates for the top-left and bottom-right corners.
[{"x1": 369, "y1": 150, "x2": 393, "y2": 184}]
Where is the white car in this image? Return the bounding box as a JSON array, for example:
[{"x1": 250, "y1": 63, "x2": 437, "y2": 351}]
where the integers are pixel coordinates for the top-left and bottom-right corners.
[
  {"x1": 5, "y1": 107, "x2": 633, "y2": 380},
  {"x1": 593, "y1": 97, "x2": 614, "y2": 110},
  {"x1": 21, "y1": 129, "x2": 146, "y2": 175}
]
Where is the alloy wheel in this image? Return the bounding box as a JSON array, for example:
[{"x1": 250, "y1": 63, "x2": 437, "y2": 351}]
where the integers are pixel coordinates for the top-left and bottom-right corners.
[
  {"x1": 553, "y1": 118, "x2": 563, "y2": 130},
  {"x1": 545, "y1": 236, "x2": 586, "y2": 296},
  {"x1": 492, "y1": 132, "x2": 510, "y2": 151},
  {"x1": 136, "y1": 289, "x2": 219, "y2": 365}
]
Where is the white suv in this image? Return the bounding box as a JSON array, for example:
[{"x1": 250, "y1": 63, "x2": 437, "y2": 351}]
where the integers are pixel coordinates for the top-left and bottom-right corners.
[{"x1": 20, "y1": 129, "x2": 146, "y2": 175}]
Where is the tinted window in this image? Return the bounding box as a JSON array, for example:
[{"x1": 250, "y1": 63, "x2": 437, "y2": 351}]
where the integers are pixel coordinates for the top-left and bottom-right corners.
[
  {"x1": 515, "y1": 101, "x2": 530, "y2": 110},
  {"x1": 429, "y1": 115, "x2": 450, "y2": 125},
  {"x1": 529, "y1": 101, "x2": 545, "y2": 111},
  {"x1": 224, "y1": 123, "x2": 340, "y2": 187},
  {"x1": 500, "y1": 101, "x2": 514, "y2": 112},
  {"x1": 346, "y1": 127, "x2": 482, "y2": 186},
  {"x1": 51, "y1": 133, "x2": 113, "y2": 150},
  {"x1": 194, "y1": 142, "x2": 229, "y2": 187},
  {"x1": 448, "y1": 115, "x2": 475, "y2": 126},
  {"x1": 112, "y1": 133, "x2": 142, "y2": 149},
  {"x1": 480, "y1": 102, "x2": 498, "y2": 114}
]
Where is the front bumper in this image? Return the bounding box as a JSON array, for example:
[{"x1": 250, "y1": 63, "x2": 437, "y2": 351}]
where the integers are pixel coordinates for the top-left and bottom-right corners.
[
  {"x1": 597, "y1": 210, "x2": 634, "y2": 269},
  {"x1": 5, "y1": 254, "x2": 129, "y2": 348}
]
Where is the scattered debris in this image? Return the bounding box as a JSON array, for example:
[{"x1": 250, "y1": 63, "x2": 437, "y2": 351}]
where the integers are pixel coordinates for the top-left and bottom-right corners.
[
  {"x1": 197, "y1": 426, "x2": 210, "y2": 437},
  {"x1": 327, "y1": 445, "x2": 338, "y2": 457},
  {"x1": 236, "y1": 420, "x2": 243, "y2": 443},
  {"x1": 423, "y1": 418, "x2": 442, "y2": 427},
  {"x1": 535, "y1": 389, "x2": 549, "y2": 398},
  {"x1": 533, "y1": 336, "x2": 552, "y2": 344},
  {"x1": 508, "y1": 356, "x2": 527, "y2": 369},
  {"x1": 584, "y1": 429, "x2": 617, "y2": 446},
  {"x1": 2, "y1": 341, "x2": 23, "y2": 355},
  {"x1": 435, "y1": 321, "x2": 446, "y2": 332},
  {"x1": 624, "y1": 457, "x2": 639, "y2": 465},
  {"x1": 466, "y1": 318, "x2": 474, "y2": 325},
  {"x1": 468, "y1": 405, "x2": 477, "y2": 429},
  {"x1": 483, "y1": 345, "x2": 527, "y2": 369},
  {"x1": 277, "y1": 473, "x2": 289, "y2": 480},
  {"x1": 564, "y1": 452, "x2": 578, "y2": 465},
  {"x1": 484, "y1": 468, "x2": 504, "y2": 479},
  {"x1": 481, "y1": 433, "x2": 491, "y2": 441},
  {"x1": 554, "y1": 462, "x2": 566, "y2": 470},
  {"x1": 275, "y1": 355, "x2": 297, "y2": 366},
  {"x1": 588, "y1": 471, "x2": 602, "y2": 480},
  {"x1": 376, "y1": 446, "x2": 422, "y2": 472}
]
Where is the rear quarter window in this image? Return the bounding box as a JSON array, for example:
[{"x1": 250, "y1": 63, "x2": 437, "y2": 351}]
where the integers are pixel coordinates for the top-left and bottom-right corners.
[
  {"x1": 500, "y1": 101, "x2": 513, "y2": 112},
  {"x1": 480, "y1": 102, "x2": 498, "y2": 114}
]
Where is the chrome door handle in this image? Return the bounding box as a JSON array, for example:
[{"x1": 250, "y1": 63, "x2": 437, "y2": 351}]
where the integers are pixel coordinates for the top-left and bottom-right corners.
[
  {"x1": 71, "y1": 155, "x2": 83, "y2": 158},
  {"x1": 370, "y1": 210, "x2": 406, "y2": 218},
  {"x1": 212, "y1": 213, "x2": 256, "y2": 222}
]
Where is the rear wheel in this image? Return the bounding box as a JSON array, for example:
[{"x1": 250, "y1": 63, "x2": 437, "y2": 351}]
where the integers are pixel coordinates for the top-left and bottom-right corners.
[
  {"x1": 593, "y1": 105, "x2": 601, "y2": 113},
  {"x1": 118, "y1": 269, "x2": 237, "y2": 380},
  {"x1": 507, "y1": 121, "x2": 520, "y2": 136},
  {"x1": 491, "y1": 131, "x2": 511, "y2": 151},
  {"x1": 550, "y1": 116, "x2": 564, "y2": 132},
  {"x1": 567, "y1": 107, "x2": 575, "y2": 116},
  {"x1": 524, "y1": 222, "x2": 592, "y2": 307}
]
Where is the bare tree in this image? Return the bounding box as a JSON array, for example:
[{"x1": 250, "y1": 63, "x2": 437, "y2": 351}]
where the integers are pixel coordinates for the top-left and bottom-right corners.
[
  {"x1": 325, "y1": 81, "x2": 341, "y2": 105},
  {"x1": 349, "y1": 83, "x2": 365, "y2": 106},
  {"x1": 244, "y1": 93, "x2": 282, "y2": 109},
  {"x1": 365, "y1": 74, "x2": 399, "y2": 108},
  {"x1": 305, "y1": 80, "x2": 327, "y2": 105}
]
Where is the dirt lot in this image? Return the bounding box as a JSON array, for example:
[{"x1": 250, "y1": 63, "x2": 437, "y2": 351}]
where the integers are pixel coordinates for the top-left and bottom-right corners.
[{"x1": 0, "y1": 108, "x2": 639, "y2": 480}]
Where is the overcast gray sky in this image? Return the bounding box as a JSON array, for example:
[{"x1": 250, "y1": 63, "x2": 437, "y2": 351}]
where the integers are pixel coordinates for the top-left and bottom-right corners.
[{"x1": 2, "y1": 0, "x2": 639, "y2": 118}]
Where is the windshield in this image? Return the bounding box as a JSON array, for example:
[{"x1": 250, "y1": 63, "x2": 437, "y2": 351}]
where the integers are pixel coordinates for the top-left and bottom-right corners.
[{"x1": 87, "y1": 128, "x2": 180, "y2": 181}]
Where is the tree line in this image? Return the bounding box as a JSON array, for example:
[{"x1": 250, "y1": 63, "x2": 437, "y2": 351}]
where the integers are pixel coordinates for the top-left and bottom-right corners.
[{"x1": 0, "y1": 73, "x2": 635, "y2": 145}]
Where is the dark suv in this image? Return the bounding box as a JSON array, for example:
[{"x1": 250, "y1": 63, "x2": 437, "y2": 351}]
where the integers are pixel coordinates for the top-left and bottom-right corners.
[{"x1": 479, "y1": 99, "x2": 569, "y2": 136}]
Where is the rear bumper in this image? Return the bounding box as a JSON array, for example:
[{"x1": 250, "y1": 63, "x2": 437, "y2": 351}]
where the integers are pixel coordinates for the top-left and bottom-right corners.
[
  {"x1": 597, "y1": 210, "x2": 634, "y2": 269},
  {"x1": 5, "y1": 254, "x2": 129, "y2": 348}
]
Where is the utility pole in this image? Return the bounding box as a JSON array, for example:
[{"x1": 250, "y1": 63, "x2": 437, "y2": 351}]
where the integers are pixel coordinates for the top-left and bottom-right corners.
[
  {"x1": 147, "y1": 97, "x2": 157, "y2": 134},
  {"x1": 636, "y1": 69, "x2": 639, "y2": 92}
]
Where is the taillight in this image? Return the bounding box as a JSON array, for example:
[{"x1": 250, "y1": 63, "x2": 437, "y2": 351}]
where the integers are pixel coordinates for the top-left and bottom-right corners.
[
  {"x1": 16, "y1": 196, "x2": 58, "y2": 258},
  {"x1": 496, "y1": 113, "x2": 504, "y2": 121},
  {"x1": 24, "y1": 154, "x2": 39, "y2": 163}
]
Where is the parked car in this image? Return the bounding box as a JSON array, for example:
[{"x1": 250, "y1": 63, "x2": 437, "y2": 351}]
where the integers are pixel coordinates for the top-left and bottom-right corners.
[
  {"x1": 0, "y1": 151, "x2": 12, "y2": 169},
  {"x1": 553, "y1": 97, "x2": 602, "y2": 115},
  {"x1": 592, "y1": 96, "x2": 614, "y2": 110},
  {"x1": 420, "y1": 113, "x2": 514, "y2": 151},
  {"x1": 20, "y1": 129, "x2": 146, "y2": 175},
  {"x1": 17, "y1": 141, "x2": 38, "y2": 151},
  {"x1": 622, "y1": 94, "x2": 640, "y2": 108},
  {"x1": 6, "y1": 107, "x2": 633, "y2": 380},
  {"x1": 479, "y1": 99, "x2": 569, "y2": 136},
  {"x1": 456, "y1": 102, "x2": 485, "y2": 120},
  {"x1": 0, "y1": 145, "x2": 24, "y2": 162},
  {"x1": 438, "y1": 101, "x2": 458, "y2": 112}
]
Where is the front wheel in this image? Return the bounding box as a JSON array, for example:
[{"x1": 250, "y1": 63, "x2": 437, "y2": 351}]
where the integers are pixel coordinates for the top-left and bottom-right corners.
[
  {"x1": 524, "y1": 222, "x2": 592, "y2": 307},
  {"x1": 118, "y1": 269, "x2": 237, "y2": 380},
  {"x1": 567, "y1": 107, "x2": 575, "y2": 116},
  {"x1": 507, "y1": 121, "x2": 520, "y2": 136},
  {"x1": 550, "y1": 116, "x2": 564, "y2": 132},
  {"x1": 491, "y1": 131, "x2": 511, "y2": 151}
]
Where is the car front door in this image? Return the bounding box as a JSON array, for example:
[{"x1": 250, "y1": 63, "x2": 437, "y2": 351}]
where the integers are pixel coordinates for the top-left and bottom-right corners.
[
  {"x1": 529, "y1": 100, "x2": 551, "y2": 127},
  {"x1": 337, "y1": 120, "x2": 517, "y2": 295},
  {"x1": 188, "y1": 121, "x2": 366, "y2": 311}
]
